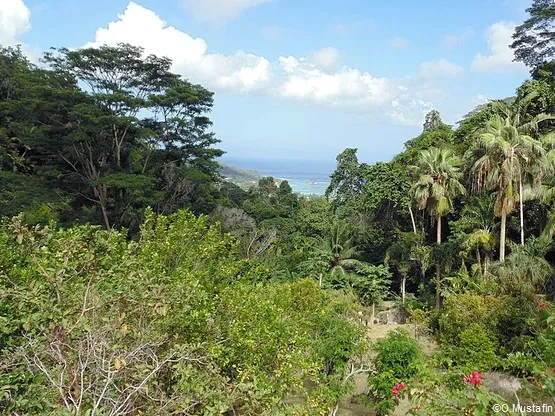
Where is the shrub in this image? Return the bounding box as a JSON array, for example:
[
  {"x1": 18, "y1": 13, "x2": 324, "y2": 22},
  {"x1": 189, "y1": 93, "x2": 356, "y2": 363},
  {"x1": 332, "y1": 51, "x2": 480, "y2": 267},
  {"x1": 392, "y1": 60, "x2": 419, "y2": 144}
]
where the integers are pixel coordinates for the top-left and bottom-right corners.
[
  {"x1": 438, "y1": 294, "x2": 503, "y2": 347},
  {"x1": 536, "y1": 331, "x2": 555, "y2": 367},
  {"x1": 0, "y1": 211, "x2": 364, "y2": 415},
  {"x1": 370, "y1": 329, "x2": 424, "y2": 415},
  {"x1": 373, "y1": 329, "x2": 423, "y2": 380},
  {"x1": 454, "y1": 324, "x2": 498, "y2": 371},
  {"x1": 438, "y1": 294, "x2": 539, "y2": 360},
  {"x1": 500, "y1": 352, "x2": 544, "y2": 378}
]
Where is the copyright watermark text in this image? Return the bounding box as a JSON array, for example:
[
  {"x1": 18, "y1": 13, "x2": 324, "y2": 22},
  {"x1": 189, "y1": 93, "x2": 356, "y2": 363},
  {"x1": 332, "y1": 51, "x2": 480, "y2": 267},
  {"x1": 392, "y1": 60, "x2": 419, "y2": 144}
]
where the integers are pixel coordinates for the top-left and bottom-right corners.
[{"x1": 492, "y1": 403, "x2": 553, "y2": 413}]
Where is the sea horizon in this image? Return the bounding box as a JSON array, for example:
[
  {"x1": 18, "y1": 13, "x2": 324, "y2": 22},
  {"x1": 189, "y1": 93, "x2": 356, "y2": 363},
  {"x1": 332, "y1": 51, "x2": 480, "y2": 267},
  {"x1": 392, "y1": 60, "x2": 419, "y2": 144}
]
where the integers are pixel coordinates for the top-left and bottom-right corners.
[{"x1": 219, "y1": 156, "x2": 335, "y2": 196}]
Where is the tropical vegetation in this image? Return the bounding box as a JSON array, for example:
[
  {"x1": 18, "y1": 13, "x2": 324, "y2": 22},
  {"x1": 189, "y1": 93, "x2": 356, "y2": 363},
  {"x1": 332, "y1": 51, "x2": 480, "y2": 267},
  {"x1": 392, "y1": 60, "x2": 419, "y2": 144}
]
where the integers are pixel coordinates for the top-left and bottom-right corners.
[{"x1": 2, "y1": 2, "x2": 555, "y2": 414}]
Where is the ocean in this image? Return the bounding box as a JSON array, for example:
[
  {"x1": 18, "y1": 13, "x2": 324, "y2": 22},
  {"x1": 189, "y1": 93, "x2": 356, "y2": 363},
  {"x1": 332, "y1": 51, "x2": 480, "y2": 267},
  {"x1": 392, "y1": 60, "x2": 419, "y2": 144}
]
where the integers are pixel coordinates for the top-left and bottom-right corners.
[{"x1": 221, "y1": 156, "x2": 334, "y2": 196}]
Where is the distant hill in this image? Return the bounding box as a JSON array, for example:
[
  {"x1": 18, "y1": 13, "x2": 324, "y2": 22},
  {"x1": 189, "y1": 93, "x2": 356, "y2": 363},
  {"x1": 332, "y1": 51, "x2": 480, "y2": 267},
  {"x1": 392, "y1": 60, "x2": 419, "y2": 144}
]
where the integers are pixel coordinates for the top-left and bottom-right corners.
[{"x1": 219, "y1": 163, "x2": 262, "y2": 189}]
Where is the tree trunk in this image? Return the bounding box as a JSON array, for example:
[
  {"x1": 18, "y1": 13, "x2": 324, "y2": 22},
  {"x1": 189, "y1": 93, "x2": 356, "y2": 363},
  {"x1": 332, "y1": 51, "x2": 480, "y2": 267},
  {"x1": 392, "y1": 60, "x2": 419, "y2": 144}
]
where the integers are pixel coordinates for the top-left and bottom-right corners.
[
  {"x1": 409, "y1": 205, "x2": 417, "y2": 234},
  {"x1": 100, "y1": 202, "x2": 111, "y2": 231},
  {"x1": 94, "y1": 186, "x2": 111, "y2": 230},
  {"x1": 476, "y1": 247, "x2": 482, "y2": 274},
  {"x1": 401, "y1": 275, "x2": 406, "y2": 305},
  {"x1": 436, "y1": 215, "x2": 442, "y2": 245},
  {"x1": 519, "y1": 175, "x2": 525, "y2": 246},
  {"x1": 500, "y1": 213, "x2": 507, "y2": 263},
  {"x1": 319, "y1": 273, "x2": 323, "y2": 288},
  {"x1": 371, "y1": 303, "x2": 375, "y2": 327},
  {"x1": 436, "y1": 215, "x2": 441, "y2": 309}
]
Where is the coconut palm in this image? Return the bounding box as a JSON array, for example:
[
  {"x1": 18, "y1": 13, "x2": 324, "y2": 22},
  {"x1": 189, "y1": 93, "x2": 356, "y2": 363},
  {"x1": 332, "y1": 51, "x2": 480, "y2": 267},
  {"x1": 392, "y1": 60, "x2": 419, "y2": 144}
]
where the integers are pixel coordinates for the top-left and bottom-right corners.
[
  {"x1": 471, "y1": 98, "x2": 552, "y2": 262},
  {"x1": 299, "y1": 221, "x2": 362, "y2": 288},
  {"x1": 321, "y1": 221, "x2": 362, "y2": 277},
  {"x1": 411, "y1": 147, "x2": 466, "y2": 307}
]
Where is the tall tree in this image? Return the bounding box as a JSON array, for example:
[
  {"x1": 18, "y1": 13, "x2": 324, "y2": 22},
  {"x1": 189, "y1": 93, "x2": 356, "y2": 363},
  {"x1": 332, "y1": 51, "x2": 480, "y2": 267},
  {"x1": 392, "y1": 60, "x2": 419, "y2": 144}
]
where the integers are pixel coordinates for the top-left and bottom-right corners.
[
  {"x1": 471, "y1": 99, "x2": 552, "y2": 261},
  {"x1": 411, "y1": 147, "x2": 466, "y2": 307},
  {"x1": 44, "y1": 43, "x2": 174, "y2": 169},
  {"x1": 326, "y1": 148, "x2": 366, "y2": 211},
  {"x1": 29, "y1": 43, "x2": 224, "y2": 229},
  {"x1": 423, "y1": 109, "x2": 446, "y2": 133},
  {"x1": 511, "y1": 0, "x2": 555, "y2": 69}
]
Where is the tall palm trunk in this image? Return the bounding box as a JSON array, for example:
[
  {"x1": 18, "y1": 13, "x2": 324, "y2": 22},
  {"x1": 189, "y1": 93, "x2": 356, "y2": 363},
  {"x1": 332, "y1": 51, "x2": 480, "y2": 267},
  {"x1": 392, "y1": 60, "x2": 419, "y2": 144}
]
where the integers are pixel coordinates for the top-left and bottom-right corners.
[
  {"x1": 519, "y1": 175, "x2": 525, "y2": 246},
  {"x1": 401, "y1": 275, "x2": 406, "y2": 305},
  {"x1": 500, "y1": 213, "x2": 507, "y2": 263},
  {"x1": 409, "y1": 205, "x2": 417, "y2": 234},
  {"x1": 437, "y1": 215, "x2": 442, "y2": 244},
  {"x1": 436, "y1": 214, "x2": 442, "y2": 309}
]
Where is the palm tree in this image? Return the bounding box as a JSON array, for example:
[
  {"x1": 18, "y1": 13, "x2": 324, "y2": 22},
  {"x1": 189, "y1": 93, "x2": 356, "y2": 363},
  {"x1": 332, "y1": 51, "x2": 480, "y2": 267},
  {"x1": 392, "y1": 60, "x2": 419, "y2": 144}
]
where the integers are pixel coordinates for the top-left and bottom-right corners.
[
  {"x1": 321, "y1": 221, "x2": 362, "y2": 277},
  {"x1": 471, "y1": 98, "x2": 552, "y2": 262},
  {"x1": 459, "y1": 195, "x2": 498, "y2": 276},
  {"x1": 299, "y1": 221, "x2": 362, "y2": 288},
  {"x1": 411, "y1": 147, "x2": 466, "y2": 308}
]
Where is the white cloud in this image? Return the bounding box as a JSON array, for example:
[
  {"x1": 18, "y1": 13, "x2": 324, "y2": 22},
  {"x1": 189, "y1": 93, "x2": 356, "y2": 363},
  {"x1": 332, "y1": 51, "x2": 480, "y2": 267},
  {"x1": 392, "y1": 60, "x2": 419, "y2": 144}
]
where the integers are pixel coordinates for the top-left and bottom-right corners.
[
  {"x1": 311, "y1": 47, "x2": 340, "y2": 70},
  {"x1": 82, "y1": 2, "x2": 440, "y2": 127},
  {"x1": 420, "y1": 59, "x2": 464, "y2": 78},
  {"x1": 278, "y1": 56, "x2": 392, "y2": 108},
  {"x1": 389, "y1": 37, "x2": 409, "y2": 49},
  {"x1": 182, "y1": 0, "x2": 272, "y2": 22},
  {"x1": 471, "y1": 22, "x2": 526, "y2": 73},
  {"x1": 0, "y1": 0, "x2": 31, "y2": 45},
  {"x1": 387, "y1": 97, "x2": 434, "y2": 127},
  {"x1": 442, "y1": 27, "x2": 474, "y2": 49},
  {"x1": 276, "y1": 56, "x2": 435, "y2": 125},
  {"x1": 85, "y1": 2, "x2": 271, "y2": 93}
]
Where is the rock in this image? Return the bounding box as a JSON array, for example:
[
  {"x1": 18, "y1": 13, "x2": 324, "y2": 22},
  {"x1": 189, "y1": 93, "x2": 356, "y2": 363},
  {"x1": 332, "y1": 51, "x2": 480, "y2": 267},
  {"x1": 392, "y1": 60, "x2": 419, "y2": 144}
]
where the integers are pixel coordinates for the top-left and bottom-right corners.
[
  {"x1": 483, "y1": 372, "x2": 522, "y2": 398},
  {"x1": 376, "y1": 308, "x2": 408, "y2": 324}
]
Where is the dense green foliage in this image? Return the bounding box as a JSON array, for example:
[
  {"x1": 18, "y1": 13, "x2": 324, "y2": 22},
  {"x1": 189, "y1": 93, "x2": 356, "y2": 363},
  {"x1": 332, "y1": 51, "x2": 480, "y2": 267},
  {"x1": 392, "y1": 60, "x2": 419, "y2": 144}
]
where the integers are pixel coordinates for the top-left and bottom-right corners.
[
  {"x1": 0, "y1": 211, "x2": 365, "y2": 415},
  {"x1": 0, "y1": 44, "x2": 225, "y2": 231},
  {"x1": 3, "y1": 6, "x2": 555, "y2": 413}
]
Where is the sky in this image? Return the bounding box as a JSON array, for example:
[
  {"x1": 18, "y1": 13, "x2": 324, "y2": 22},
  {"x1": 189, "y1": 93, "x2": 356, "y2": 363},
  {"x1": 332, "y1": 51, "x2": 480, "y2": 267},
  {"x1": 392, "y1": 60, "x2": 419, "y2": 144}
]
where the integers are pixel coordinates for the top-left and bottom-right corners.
[{"x1": 0, "y1": 0, "x2": 535, "y2": 164}]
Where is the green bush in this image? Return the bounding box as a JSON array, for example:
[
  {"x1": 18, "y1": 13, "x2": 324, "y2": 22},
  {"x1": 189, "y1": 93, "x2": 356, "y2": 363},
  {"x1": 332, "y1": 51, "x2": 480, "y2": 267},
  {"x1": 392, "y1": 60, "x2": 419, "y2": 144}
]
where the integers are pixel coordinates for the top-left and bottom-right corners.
[
  {"x1": 438, "y1": 294, "x2": 503, "y2": 347},
  {"x1": 373, "y1": 329, "x2": 423, "y2": 380},
  {"x1": 438, "y1": 294, "x2": 540, "y2": 360},
  {"x1": 536, "y1": 331, "x2": 555, "y2": 366},
  {"x1": 370, "y1": 329, "x2": 424, "y2": 415},
  {"x1": 500, "y1": 352, "x2": 544, "y2": 377},
  {"x1": 454, "y1": 324, "x2": 498, "y2": 371}
]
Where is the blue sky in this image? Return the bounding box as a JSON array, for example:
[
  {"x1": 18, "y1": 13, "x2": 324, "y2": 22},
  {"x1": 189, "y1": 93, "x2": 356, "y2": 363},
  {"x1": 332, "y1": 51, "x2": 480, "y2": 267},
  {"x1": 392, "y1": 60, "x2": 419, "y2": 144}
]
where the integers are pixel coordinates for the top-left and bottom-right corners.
[{"x1": 1, "y1": 0, "x2": 534, "y2": 163}]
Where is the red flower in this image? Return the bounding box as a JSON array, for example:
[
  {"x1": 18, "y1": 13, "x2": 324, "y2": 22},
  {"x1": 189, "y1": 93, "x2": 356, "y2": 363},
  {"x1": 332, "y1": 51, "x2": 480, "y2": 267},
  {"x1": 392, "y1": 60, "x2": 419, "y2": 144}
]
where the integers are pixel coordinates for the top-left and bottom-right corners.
[
  {"x1": 392, "y1": 382, "x2": 406, "y2": 398},
  {"x1": 463, "y1": 371, "x2": 482, "y2": 385},
  {"x1": 538, "y1": 302, "x2": 551, "y2": 308}
]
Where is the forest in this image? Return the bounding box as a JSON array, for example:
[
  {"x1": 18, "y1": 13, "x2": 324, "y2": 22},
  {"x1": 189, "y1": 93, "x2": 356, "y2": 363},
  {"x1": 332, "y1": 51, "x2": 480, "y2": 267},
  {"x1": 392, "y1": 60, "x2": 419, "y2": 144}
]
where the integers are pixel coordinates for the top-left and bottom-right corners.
[{"x1": 1, "y1": 1, "x2": 555, "y2": 415}]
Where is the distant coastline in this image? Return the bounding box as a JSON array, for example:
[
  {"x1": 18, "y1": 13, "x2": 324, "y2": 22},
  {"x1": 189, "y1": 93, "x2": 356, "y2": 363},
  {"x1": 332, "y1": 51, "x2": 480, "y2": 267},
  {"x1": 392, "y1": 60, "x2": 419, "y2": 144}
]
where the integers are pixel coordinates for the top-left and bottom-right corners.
[{"x1": 219, "y1": 156, "x2": 333, "y2": 196}]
